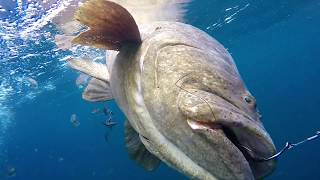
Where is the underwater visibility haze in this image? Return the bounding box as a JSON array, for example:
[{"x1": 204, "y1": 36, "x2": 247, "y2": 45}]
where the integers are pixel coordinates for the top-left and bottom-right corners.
[{"x1": 0, "y1": 0, "x2": 319, "y2": 179}]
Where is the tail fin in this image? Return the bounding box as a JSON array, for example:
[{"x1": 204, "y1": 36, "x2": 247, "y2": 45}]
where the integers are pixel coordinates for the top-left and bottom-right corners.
[
  {"x1": 72, "y1": 0, "x2": 141, "y2": 50},
  {"x1": 110, "y1": 0, "x2": 192, "y2": 27},
  {"x1": 64, "y1": 0, "x2": 191, "y2": 50}
]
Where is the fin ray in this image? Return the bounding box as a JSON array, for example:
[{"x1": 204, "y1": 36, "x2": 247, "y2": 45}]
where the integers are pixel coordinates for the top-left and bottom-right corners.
[
  {"x1": 67, "y1": 58, "x2": 110, "y2": 82},
  {"x1": 72, "y1": 0, "x2": 141, "y2": 50},
  {"x1": 83, "y1": 78, "x2": 113, "y2": 102}
]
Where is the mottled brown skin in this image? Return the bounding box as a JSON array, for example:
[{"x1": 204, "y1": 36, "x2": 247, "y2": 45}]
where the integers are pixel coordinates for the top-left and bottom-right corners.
[{"x1": 110, "y1": 21, "x2": 276, "y2": 180}]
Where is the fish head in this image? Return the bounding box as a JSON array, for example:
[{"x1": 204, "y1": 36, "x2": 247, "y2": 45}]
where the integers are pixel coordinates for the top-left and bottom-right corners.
[
  {"x1": 138, "y1": 22, "x2": 277, "y2": 180},
  {"x1": 176, "y1": 70, "x2": 276, "y2": 179}
]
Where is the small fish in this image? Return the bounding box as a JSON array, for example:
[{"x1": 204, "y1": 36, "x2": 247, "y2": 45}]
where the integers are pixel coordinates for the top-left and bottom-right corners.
[
  {"x1": 25, "y1": 77, "x2": 38, "y2": 88},
  {"x1": 103, "y1": 121, "x2": 117, "y2": 127},
  {"x1": 103, "y1": 107, "x2": 113, "y2": 116},
  {"x1": 6, "y1": 167, "x2": 16, "y2": 177},
  {"x1": 58, "y1": 157, "x2": 64, "y2": 162},
  {"x1": 70, "y1": 114, "x2": 80, "y2": 127},
  {"x1": 91, "y1": 108, "x2": 101, "y2": 114},
  {"x1": 103, "y1": 117, "x2": 117, "y2": 128}
]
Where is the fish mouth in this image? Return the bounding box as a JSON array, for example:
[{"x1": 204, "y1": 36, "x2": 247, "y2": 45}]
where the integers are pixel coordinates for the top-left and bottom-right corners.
[
  {"x1": 178, "y1": 87, "x2": 276, "y2": 179},
  {"x1": 186, "y1": 115, "x2": 276, "y2": 179}
]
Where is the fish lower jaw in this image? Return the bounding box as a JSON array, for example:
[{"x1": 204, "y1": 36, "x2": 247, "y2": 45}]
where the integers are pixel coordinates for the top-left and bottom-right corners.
[{"x1": 186, "y1": 118, "x2": 275, "y2": 179}]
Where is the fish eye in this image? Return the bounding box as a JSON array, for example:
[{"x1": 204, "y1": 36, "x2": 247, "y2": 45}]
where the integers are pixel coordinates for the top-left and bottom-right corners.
[
  {"x1": 243, "y1": 95, "x2": 257, "y2": 109},
  {"x1": 244, "y1": 95, "x2": 253, "y2": 104}
]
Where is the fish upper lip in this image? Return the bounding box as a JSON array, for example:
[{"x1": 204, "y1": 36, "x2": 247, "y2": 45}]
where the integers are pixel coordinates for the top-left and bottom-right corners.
[
  {"x1": 194, "y1": 88, "x2": 257, "y2": 123},
  {"x1": 210, "y1": 90, "x2": 257, "y2": 122}
]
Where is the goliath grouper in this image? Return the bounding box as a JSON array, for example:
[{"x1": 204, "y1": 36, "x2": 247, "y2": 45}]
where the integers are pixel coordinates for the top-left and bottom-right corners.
[{"x1": 57, "y1": 0, "x2": 277, "y2": 179}]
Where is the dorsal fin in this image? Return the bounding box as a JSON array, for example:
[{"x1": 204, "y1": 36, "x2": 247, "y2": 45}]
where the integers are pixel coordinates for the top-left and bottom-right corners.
[
  {"x1": 67, "y1": 58, "x2": 110, "y2": 82},
  {"x1": 83, "y1": 78, "x2": 113, "y2": 102},
  {"x1": 72, "y1": 0, "x2": 141, "y2": 50},
  {"x1": 110, "y1": 0, "x2": 192, "y2": 28},
  {"x1": 124, "y1": 120, "x2": 161, "y2": 171}
]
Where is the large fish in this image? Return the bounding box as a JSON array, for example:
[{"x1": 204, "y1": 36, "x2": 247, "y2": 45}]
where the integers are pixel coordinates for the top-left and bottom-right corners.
[{"x1": 58, "y1": 0, "x2": 276, "y2": 179}]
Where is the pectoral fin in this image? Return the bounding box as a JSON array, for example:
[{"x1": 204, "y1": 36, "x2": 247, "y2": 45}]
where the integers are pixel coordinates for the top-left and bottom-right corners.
[
  {"x1": 83, "y1": 78, "x2": 113, "y2": 102},
  {"x1": 124, "y1": 120, "x2": 160, "y2": 171},
  {"x1": 67, "y1": 58, "x2": 109, "y2": 82},
  {"x1": 55, "y1": 35, "x2": 74, "y2": 50},
  {"x1": 72, "y1": 0, "x2": 141, "y2": 50}
]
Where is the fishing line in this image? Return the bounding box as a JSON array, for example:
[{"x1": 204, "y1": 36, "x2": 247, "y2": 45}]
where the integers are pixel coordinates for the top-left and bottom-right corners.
[{"x1": 241, "y1": 131, "x2": 320, "y2": 162}]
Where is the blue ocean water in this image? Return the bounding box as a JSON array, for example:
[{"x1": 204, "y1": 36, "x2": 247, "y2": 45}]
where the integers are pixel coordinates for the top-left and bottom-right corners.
[{"x1": 0, "y1": 0, "x2": 319, "y2": 179}]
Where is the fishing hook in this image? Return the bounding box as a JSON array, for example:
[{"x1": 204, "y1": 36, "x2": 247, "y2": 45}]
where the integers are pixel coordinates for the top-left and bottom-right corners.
[{"x1": 240, "y1": 131, "x2": 320, "y2": 162}]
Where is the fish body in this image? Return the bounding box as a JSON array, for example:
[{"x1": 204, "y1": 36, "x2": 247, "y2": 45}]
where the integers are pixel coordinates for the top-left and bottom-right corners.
[
  {"x1": 103, "y1": 121, "x2": 117, "y2": 128},
  {"x1": 58, "y1": 0, "x2": 277, "y2": 179},
  {"x1": 26, "y1": 77, "x2": 38, "y2": 88},
  {"x1": 91, "y1": 108, "x2": 101, "y2": 114},
  {"x1": 110, "y1": 21, "x2": 276, "y2": 180},
  {"x1": 70, "y1": 114, "x2": 80, "y2": 127}
]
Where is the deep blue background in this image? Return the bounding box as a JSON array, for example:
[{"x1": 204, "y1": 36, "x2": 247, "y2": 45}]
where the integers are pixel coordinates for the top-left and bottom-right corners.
[{"x1": 0, "y1": 0, "x2": 319, "y2": 179}]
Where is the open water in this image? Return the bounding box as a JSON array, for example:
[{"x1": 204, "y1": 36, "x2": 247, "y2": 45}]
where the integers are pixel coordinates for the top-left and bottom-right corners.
[{"x1": 0, "y1": 0, "x2": 319, "y2": 179}]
